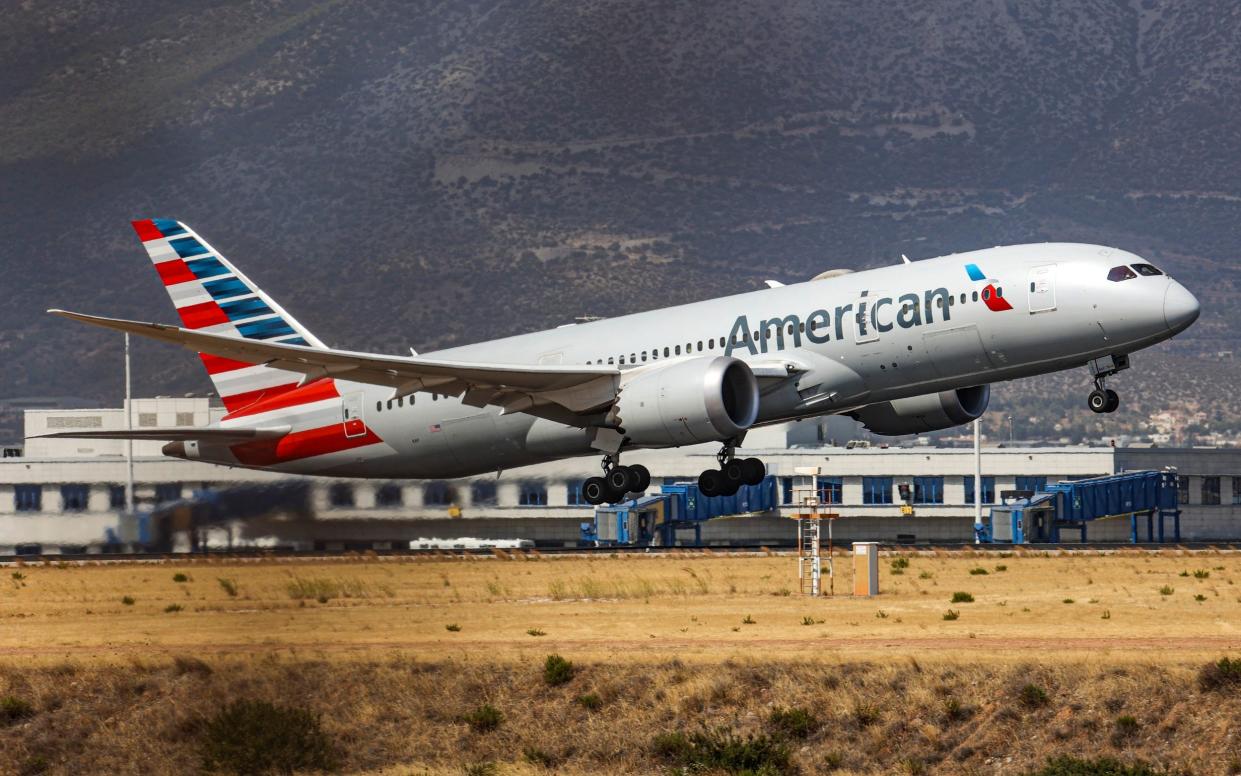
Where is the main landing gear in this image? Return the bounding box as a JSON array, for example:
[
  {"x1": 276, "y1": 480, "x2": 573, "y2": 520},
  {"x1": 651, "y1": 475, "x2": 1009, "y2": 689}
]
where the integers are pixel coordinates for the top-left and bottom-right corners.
[
  {"x1": 697, "y1": 443, "x2": 766, "y2": 498},
  {"x1": 582, "y1": 456, "x2": 651, "y2": 506},
  {"x1": 1086, "y1": 354, "x2": 1128, "y2": 414}
]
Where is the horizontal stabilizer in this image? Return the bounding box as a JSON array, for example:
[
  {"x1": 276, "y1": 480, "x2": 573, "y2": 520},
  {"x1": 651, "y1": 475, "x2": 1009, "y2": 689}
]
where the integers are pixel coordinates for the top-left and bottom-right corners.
[{"x1": 31, "y1": 426, "x2": 290, "y2": 442}]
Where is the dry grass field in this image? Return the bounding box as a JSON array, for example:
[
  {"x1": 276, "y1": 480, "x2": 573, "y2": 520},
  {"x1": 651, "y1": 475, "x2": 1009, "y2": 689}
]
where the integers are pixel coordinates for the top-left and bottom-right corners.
[{"x1": 1, "y1": 550, "x2": 1240, "y2": 774}]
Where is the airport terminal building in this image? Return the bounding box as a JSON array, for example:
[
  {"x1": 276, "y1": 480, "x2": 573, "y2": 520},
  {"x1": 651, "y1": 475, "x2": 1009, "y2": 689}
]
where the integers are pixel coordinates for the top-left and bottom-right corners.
[{"x1": 2, "y1": 398, "x2": 1240, "y2": 552}]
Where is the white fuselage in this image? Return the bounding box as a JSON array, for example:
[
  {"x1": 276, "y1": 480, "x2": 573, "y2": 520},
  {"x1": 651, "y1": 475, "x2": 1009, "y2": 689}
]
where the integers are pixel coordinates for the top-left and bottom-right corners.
[{"x1": 199, "y1": 242, "x2": 1198, "y2": 478}]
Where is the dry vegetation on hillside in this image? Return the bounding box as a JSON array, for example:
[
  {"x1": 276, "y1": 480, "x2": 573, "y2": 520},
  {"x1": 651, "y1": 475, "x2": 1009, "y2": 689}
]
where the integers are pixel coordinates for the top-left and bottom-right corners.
[{"x1": 0, "y1": 551, "x2": 1240, "y2": 772}]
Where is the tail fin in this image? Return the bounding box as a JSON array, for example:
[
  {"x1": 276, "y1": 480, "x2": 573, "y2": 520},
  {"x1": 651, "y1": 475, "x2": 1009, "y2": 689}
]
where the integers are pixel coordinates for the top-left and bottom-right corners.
[{"x1": 130, "y1": 218, "x2": 324, "y2": 414}]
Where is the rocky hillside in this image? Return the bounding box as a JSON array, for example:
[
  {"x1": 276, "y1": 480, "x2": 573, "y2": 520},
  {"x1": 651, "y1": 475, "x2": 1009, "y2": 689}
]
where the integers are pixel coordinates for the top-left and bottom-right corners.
[{"x1": 2, "y1": 0, "x2": 1239, "y2": 440}]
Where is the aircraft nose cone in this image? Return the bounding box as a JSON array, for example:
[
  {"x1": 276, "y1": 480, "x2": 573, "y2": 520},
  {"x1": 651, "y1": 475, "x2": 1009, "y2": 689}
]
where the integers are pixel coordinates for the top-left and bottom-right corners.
[
  {"x1": 162, "y1": 441, "x2": 186, "y2": 459},
  {"x1": 1163, "y1": 281, "x2": 1200, "y2": 334}
]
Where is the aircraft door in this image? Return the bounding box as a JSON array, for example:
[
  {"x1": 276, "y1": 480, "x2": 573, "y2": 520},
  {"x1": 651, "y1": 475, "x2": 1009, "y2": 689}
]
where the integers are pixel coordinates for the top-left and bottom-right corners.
[
  {"x1": 342, "y1": 393, "x2": 367, "y2": 438},
  {"x1": 1028, "y1": 264, "x2": 1056, "y2": 313}
]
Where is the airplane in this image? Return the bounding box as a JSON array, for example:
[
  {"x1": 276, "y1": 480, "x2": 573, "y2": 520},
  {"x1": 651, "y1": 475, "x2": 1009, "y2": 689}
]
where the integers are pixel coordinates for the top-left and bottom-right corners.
[{"x1": 42, "y1": 219, "x2": 1200, "y2": 505}]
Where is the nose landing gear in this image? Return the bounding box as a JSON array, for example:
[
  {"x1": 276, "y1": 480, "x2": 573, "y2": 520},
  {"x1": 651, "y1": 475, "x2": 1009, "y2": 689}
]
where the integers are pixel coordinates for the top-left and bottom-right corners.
[
  {"x1": 583, "y1": 455, "x2": 651, "y2": 506},
  {"x1": 1086, "y1": 354, "x2": 1128, "y2": 414},
  {"x1": 697, "y1": 443, "x2": 766, "y2": 497}
]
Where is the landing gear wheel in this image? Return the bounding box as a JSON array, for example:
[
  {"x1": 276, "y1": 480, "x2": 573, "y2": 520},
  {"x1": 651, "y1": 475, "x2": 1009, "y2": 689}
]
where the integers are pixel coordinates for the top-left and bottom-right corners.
[
  {"x1": 1104, "y1": 389, "x2": 1120, "y2": 413},
  {"x1": 629, "y1": 464, "x2": 651, "y2": 492},
  {"x1": 606, "y1": 466, "x2": 633, "y2": 495},
  {"x1": 1088, "y1": 389, "x2": 1109, "y2": 414},
  {"x1": 717, "y1": 477, "x2": 741, "y2": 497},
  {"x1": 722, "y1": 459, "x2": 745, "y2": 488},
  {"x1": 698, "y1": 469, "x2": 724, "y2": 497},
  {"x1": 582, "y1": 477, "x2": 608, "y2": 506},
  {"x1": 739, "y1": 457, "x2": 766, "y2": 486}
]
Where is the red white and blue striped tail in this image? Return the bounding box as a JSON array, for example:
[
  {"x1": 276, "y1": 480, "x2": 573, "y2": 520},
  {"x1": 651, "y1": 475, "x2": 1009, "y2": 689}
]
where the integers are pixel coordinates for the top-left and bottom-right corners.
[{"x1": 130, "y1": 218, "x2": 324, "y2": 415}]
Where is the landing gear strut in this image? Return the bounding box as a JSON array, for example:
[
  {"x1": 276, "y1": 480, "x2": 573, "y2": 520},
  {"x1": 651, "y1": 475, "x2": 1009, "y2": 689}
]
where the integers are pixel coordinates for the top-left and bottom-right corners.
[
  {"x1": 583, "y1": 455, "x2": 651, "y2": 506},
  {"x1": 697, "y1": 442, "x2": 766, "y2": 498},
  {"x1": 1086, "y1": 355, "x2": 1128, "y2": 414}
]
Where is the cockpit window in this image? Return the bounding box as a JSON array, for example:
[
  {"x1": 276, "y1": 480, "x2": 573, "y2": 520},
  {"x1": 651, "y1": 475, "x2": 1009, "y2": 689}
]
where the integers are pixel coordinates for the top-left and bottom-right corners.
[
  {"x1": 1107, "y1": 265, "x2": 1137, "y2": 282},
  {"x1": 1132, "y1": 263, "x2": 1163, "y2": 276}
]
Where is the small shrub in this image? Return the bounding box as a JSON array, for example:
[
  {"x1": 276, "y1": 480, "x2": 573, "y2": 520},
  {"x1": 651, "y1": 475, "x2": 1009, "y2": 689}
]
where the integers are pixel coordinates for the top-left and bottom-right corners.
[
  {"x1": 942, "y1": 697, "x2": 974, "y2": 722},
  {"x1": 18, "y1": 755, "x2": 48, "y2": 775},
  {"x1": 852, "y1": 703, "x2": 881, "y2": 727},
  {"x1": 217, "y1": 578, "x2": 238, "y2": 597},
  {"x1": 823, "y1": 751, "x2": 845, "y2": 770},
  {"x1": 1195, "y1": 594, "x2": 1207, "y2": 602},
  {"x1": 462, "y1": 763, "x2": 497, "y2": 776},
  {"x1": 742, "y1": 615, "x2": 756, "y2": 624},
  {"x1": 652, "y1": 727, "x2": 792, "y2": 774},
  {"x1": 577, "y1": 693, "x2": 602, "y2": 710},
  {"x1": 543, "y1": 654, "x2": 574, "y2": 686},
  {"x1": 995, "y1": 564, "x2": 1008, "y2": 572},
  {"x1": 11, "y1": 571, "x2": 26, "y2": 581},
  {"x1": 768, "y1": 706, "x2": 819, "y2": 739},
  {"x1": 919, "y1": 571, "x2": 934, "y2": 579},
  {"x1": 1158, "y1": 585, "x2": 1174, "y2": 596},
  {"x1": 462, "y1": 704, "x2": 503, "y2": 732},
  {"x1": 172, "y1": 655, "x2": 213, "y2": 677},
  {"x1": 772, "y1": 587, "x2": 792, "y2": 596},
  {"x1": 1199, "y1": 656, "x2": 1241, "y2": 691},
  {"x1": 875, "y1": 609, "x2": 889, "y2": 619},
  {"x1": 164, "y1": 603, "x2": 183, "y2": 613},
  {"x1": 445, "y1": 623, "x2": 461, "y2": 632},
  {"x1": 951, "y1": 591, "x2": 974, "y2": 603},
  {"x1": 1194, "y1": 569, "x2": 1210, "y2": 579},
  {"x1": 172, "y1": 573, "x2": 188, "y2": 583},
  {"x1": 801, "y1": 616, "x2": 819, "y2": 626},
  {"x1": 968, "y1": 567, "x2": 989, "y2": 575},
  {"x1": 891, "y1": 557, "x2": 910, "y2": 569},
  {"x1": 1102, "y1": 610, "x2": 1112, "y2": 620},
  {"x1": 199, "y1": 700, "x2": 337, "y2": 775},
  {"x1": 1019, "y1": 683, "x2": 1050, "y2": 708},
  {"x1": 526, "y1": 628, "x2": 546, "y2": 637},
  {"x1": 1114, "y1": 714, "x2": 1140, "y2": 740},
  {"x1": 0, "y1": 697, "x2": 34, "y2": 726},
  {"x1": 1063, "y1": 598, "x2": 1075, "y2": 604},
  {"x1": 1179, "y1": 570, "x2": 1190, "y2": 577},
  {"x1": 943, "y1": 609, "x2": 960, "y2": 621},
  {"x1": 121, "y1": 596, "x2": 135, "y2": 606},
  {"x1": 523, "y1": 746, "x2": 555, "y2": 768}
]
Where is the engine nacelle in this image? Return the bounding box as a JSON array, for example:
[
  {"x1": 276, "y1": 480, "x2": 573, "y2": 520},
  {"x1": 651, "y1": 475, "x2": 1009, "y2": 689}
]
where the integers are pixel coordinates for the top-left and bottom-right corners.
[
  {"x1": 611, "y1": 356, "x2": 760, "y2": 447},
  {"x1": 851, "y1": 385, "x2": 990, "y2": 436}
]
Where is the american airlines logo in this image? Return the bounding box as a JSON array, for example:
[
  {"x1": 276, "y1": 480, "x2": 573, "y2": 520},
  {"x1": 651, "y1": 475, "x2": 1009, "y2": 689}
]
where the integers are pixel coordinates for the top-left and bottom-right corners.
[{"x1": 725, "y1": 265, "x2": 1010, "y2": 357}]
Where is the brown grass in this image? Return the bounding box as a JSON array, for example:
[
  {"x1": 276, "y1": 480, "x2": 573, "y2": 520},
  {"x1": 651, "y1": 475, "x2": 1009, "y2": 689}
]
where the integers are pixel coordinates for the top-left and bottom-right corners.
[{"x1": 0, "y1": 552, "x2": 1239, "y2": 772}]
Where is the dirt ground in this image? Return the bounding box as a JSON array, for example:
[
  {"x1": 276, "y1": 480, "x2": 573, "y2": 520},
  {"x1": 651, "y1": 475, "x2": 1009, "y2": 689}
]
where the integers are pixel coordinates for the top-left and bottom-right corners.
[{"x1": 1, "y1": 549, "x2": 1240, "y2": 665}]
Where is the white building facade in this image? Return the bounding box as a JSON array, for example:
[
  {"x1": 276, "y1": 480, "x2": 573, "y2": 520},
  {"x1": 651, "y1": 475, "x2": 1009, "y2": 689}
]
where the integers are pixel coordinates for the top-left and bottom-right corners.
[{"x1": 2, "y1": 401, "x2": 1240, "y2": 551}]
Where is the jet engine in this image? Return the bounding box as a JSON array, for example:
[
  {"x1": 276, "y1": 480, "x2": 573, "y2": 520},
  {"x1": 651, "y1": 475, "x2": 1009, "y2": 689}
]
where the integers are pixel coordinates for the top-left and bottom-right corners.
[
  {"x1": 610, "y1": 356, "x2": 760, "y2": 447},
  {"x1": 851, "y1": 385, "x2": 990, "y2": 436}
]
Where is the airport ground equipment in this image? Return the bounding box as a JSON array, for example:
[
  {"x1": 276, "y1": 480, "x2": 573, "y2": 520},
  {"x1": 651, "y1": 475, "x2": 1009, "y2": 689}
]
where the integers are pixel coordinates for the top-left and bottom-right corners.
[
  {"x1": 852, "y1": 542, "x2": 880, "y2": 596},
  {"x1": 586, "y1": 476, "x2": 777, "y2": 546},
  {"x1": 983, "y1": 470, "x2": 1179, "y2": 544},
  {"x1": 788, "y1": 466, "x2": 838, "y2": 596}
]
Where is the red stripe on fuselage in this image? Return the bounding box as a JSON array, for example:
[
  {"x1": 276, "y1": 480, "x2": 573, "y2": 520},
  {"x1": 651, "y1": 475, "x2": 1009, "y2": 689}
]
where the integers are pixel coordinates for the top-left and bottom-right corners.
[
  {"x1": 230, "y1": 423, "x2": 382, "y2": 467},
  {"x1": 199, "y1": 353, "x2": 255, "y2": 375},
  {"x1": 177, "y1": 301, "x2": 231, "y2": 329},
  {"x1": 131, "y1": 219, "x2": 163, "y2": 242},
  {"x1": 223, "y1": 378, "x2": 338, "y2": 420},
  {"x1": 155, "y1": 259, "x2": 197, "y2": 286}
]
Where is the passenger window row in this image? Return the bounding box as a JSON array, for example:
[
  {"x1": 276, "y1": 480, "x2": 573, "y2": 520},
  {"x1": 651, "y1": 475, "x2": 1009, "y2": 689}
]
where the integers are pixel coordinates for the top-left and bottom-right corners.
[
  {"x1": 375, "y1": 393, "x2": 446, "y2": 413},
  {"x1": 582, "y1": 287, "x2": 1005, "y2": 366}
]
